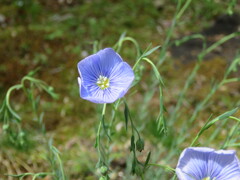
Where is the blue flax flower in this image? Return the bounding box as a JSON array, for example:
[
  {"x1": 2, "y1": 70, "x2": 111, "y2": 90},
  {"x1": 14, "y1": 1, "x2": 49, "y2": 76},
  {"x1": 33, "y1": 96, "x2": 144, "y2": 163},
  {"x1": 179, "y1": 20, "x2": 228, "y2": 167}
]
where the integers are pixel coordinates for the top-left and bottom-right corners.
[
  {"x1": 176, "y1": 147, "x2": 240, "y2": 180},
  {"x1": 77, "y1": 48, "x2": 134, "y2": 104}
]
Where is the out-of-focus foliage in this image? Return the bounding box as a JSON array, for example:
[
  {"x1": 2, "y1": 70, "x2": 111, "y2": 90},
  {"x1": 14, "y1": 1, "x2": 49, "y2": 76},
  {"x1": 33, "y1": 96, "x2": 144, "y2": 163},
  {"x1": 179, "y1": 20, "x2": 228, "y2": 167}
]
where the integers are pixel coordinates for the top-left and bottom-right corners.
[{"x1": 0, "y1": 0, "x2": 240, "y2": 179}]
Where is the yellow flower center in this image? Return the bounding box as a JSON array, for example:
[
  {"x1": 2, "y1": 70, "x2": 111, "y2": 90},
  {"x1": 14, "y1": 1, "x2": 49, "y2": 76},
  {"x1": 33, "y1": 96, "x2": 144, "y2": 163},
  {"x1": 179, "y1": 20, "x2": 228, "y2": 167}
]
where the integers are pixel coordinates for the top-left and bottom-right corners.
[
  {"x1": 202, "y1": 177, "x2": 215, "y2": 180},
  {"x1": 96, "y1": 75, "x2": 110, "y2": 90}
]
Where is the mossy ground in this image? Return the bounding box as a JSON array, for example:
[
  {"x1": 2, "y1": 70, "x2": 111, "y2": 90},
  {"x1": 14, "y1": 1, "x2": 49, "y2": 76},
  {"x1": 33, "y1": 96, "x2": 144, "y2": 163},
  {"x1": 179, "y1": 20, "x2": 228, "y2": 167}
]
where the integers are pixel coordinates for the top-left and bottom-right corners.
[{"x1": 0, "y1": 0, "x2": 239, "y2": 179}]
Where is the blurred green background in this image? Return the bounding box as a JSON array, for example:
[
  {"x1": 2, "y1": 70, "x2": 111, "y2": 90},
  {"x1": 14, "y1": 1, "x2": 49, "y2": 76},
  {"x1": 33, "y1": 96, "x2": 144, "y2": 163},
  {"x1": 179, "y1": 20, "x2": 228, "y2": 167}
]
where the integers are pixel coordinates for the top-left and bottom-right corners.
[{"x1": 0, "y1": 0, "x2": 240, "y2": 179}]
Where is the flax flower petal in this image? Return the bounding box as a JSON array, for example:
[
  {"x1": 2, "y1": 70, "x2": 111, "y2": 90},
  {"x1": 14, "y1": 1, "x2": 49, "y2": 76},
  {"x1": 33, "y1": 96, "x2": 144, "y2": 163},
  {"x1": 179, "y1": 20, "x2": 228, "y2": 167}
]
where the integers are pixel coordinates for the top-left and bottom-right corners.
[{"x1": 176, "y1": 147, "x2": 240, "y2": 180}]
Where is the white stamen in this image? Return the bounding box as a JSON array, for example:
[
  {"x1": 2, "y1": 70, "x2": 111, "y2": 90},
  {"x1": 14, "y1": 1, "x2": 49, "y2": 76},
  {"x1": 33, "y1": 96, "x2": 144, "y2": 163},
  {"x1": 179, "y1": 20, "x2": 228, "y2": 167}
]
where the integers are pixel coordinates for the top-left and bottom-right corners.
[{"x1": 96, "y1": 75, "x2": 110, "y2": 90}]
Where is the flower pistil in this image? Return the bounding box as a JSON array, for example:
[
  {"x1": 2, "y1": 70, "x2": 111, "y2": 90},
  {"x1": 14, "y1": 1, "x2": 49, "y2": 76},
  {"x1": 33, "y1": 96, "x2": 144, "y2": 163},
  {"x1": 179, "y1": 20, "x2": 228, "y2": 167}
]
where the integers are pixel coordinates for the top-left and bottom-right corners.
[
  {"x1": 202, "y1": 177, "x2": 210, "y2": 180},
  {"x1": 96, "y1": 75, "x2": 110, "y2": 90}
]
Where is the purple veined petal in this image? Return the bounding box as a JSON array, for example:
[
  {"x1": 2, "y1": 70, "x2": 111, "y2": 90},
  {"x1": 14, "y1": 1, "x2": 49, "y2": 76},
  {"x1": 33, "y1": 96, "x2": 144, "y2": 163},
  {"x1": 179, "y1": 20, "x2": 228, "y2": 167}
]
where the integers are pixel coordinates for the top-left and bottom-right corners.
[
  {"x1": 78, "y1": 77, "x2": 91, "y2": 101},
  {"x1": 176, "y1": 147, "x2": 240, "y2": 180},
  {"x1": 79, "y1": 81, "x2": 106, "y2": 104},
  {"x1": 78, "y1": 76, "x2": 124, "y2": 104},
  {"x1": 81, "y1": 84, "x2": 127, "y2": 104},
  {"x1": 78, "y1": 77, "x2": 105, "y2": 104},
  {"x1": 212, "y1": 150, "x2": 240, "y2": 180},
  {"x1": 99, "y1": 87, "x2": 124, "y2": 103},
  {"x1": 109, "y1": 62, "x2": 135, "y2": 95},
  {"x1": 176, "y1": 147, "x2": 214, "y2": 180},
  {"x1": 97, "y1": 48, "x2": 123, "y2": 77},
  {"x1": 81, "y1": 87, "x2": 120, "y2": 104},
  {"x1": 77, "y1": 53, "x2": 102, "y2": 87}
]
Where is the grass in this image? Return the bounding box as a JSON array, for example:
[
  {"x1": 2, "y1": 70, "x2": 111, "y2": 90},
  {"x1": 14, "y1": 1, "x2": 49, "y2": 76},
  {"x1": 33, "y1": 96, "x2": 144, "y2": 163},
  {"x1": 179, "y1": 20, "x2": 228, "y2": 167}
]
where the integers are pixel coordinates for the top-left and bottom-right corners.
[{"x1": 0, "y1": 0, "x2": 240, "y2": 179}]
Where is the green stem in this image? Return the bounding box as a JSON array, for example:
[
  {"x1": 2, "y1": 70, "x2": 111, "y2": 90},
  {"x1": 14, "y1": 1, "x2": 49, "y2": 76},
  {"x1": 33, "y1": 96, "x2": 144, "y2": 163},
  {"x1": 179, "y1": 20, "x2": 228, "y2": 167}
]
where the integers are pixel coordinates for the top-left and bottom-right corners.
[
  {"x1": 223, "y1": 78, "x2": 240, "y2": 84},
  {"x1": 221, "y1": 122, "x2": 239, "y2": 149},
  {"x1": 32, "y1": 172, "x2": 54, "y2": 180},
  {"x1": 189, "y1": 111, "x2": 239, "y2": 147},
  {"x1": 157, "y1": 0, "x2": 183, "y2": 66},
  {"x1": 5, "y1": 84, "x2": 23, "y2": 120},
  {"x1": 132, "y1": 56, "x2": 143, "y2": 71},
  {"x1": 109, "y1": 99, "x2": 121, "y2": 130},
  {"x1": 226, "y1": 143, "x2": 240, "y2": 147},
  {"x1": 229, "y1": 116, "x2": 240, "y2": 122},
  {"x1": 51, "y1": 146, "x2": 66, "y2": 180},
  {"x1": 127, "y1": 103, "x2": 140, "y2": 139},
  {"x1": 148, "y1": 163, "x2": 175, "y2": 173},
  {"x1": 96, "y1": 103, "x2": 107, "y2": 164},
  {"x1": 102, "y1": 103, "x2": 107, "y2": 116},
  {"x1": 107, "y1": 100, "x2": 121, "y2": 157},
  {"x1": 170, "y1": 32, "x2": 240, "y2": 126},
  {"x1": 176, "y1": 0, "x2": 193, "y2": 20}
]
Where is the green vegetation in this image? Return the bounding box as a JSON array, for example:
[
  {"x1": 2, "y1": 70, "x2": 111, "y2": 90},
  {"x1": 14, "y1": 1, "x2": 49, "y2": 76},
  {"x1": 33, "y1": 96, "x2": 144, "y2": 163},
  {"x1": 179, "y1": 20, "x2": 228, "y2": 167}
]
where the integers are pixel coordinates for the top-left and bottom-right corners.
[{"x1": 0, "y1": 0, "x2": 240, "y2": 179}]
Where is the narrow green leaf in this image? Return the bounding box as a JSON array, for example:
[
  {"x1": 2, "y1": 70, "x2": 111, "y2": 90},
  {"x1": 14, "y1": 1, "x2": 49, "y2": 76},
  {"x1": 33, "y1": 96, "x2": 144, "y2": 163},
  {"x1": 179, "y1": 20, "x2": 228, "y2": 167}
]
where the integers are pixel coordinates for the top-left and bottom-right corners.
[
  {"x1": 174, "y1": 34, "x2": 205, "y2": 47},
  {"x1": 119, "y1": 31, "x2": 127, "y2": 40},
  {"x1": 131, "y1": 158, "x2": 136, "y2": 174},
  {"x1": 143, "y1": 45, "x2": 161, "y2": 57},
  {"x1": 93, "y1": 40, "x2": 99, "y2": 54},
  {"x1": 144, "y1": 151, "x2": 151, "y2": 169},
  {"x1": 94, "y1": 138, "x2": 98, "y2": 148},
  {"x1": 6, "y1": 174, "x2": 25, "y2": 178},
  {"x1": 218, "y1": 107, "x2": 238, "y2": 120},
  {"x1": 51, "y1": 146, "x2": 61, "y2": 154},
  {"x1": 130, "y1": 135, "x2": 135, "y2": 152},
  {"x1": 124, "y1": 101, "x2": 129, "y2": 130},
  {"x1": 205, "y1": 107, "x2": 238, "y2": 129},
  {"x1": 6, "y1": 104, "x2": 21, "y2": 121},
  {"x1": 6, "y1": 173, "x2": 33, "y2": 178}
]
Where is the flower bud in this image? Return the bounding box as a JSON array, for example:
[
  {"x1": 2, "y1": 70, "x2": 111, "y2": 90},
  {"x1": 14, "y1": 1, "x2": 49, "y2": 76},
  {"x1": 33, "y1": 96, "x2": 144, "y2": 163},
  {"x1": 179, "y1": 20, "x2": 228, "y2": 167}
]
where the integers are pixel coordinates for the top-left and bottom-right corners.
[
  {"x1": 136, "y1": 138, "x2": 144, "y2": 152},
  {"x1": 99, "y1": 176, "x2": 107, "y2": 180},
  {"x1": 135, "y1": 163, "x2": 143, "y2": 176},
  {"x1": 2, "y1": 124, "x2": 9, "y2": 130},
  {"x1": 100, "y1": 166, "x2": 108, "y2": 175}
]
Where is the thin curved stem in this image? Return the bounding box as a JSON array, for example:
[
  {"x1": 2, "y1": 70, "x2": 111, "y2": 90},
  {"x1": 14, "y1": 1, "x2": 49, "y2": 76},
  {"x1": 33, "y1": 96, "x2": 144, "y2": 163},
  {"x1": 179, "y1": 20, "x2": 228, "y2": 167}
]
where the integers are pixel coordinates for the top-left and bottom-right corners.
[
  {"x1": 148, "y1": 163, "x2": 175, "y2": 173},
  {"x1": 5, "y1": 84, "x2": 23, "y2": 120}
]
